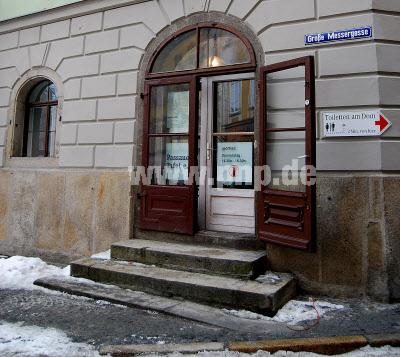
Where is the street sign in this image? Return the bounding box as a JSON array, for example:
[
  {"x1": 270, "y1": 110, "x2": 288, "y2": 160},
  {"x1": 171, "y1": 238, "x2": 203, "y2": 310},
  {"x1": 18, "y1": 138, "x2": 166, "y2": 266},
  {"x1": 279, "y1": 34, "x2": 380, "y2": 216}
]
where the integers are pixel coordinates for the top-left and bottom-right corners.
[
  {"x1": 322, "y1": 111, "x2": 391, "y2": 137},
  {"x1": 305, "y1": 26, "x2": 372, "y2": 45}
]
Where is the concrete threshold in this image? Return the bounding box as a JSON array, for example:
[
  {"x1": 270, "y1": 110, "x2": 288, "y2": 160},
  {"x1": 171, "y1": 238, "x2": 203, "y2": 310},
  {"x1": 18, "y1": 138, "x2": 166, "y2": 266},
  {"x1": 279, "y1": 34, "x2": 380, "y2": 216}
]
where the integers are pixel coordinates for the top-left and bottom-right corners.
[
  {"x1": 99, "y1": 334, "x2": 400, "y2": 356},
  {"x1": 33, "y1": 275, "x2": 286, "y2": 334}
]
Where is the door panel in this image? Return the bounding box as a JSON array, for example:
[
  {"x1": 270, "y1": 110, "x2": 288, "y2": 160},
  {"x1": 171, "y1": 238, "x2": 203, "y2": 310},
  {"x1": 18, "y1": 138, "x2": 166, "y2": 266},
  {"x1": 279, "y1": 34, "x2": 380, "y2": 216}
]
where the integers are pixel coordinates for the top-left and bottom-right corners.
[
  {"x1": 209, "y1": 190, "x2": 255, "y2": 233},
  {"x1": 258, "y1": 56, "x2": 316, "y2": 250},
  {"x1": 140, "y1": 185, "x2": 195, "y2": 233},
  {"x1": 140, "y1": 77, "x2": 197, "y2": 234},
  {"x1": 200, "y1": 73, "x2": 256, "y2": 234}
]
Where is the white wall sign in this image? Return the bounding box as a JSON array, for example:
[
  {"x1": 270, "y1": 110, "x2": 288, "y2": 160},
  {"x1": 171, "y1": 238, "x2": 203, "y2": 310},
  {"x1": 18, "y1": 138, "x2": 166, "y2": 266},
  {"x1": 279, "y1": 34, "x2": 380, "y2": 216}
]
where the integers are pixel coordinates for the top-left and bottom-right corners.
[
  {"x1": 322, "y1": 111, "x2": 391, "y2": 137},
  {"x1": 216, "y1": 142, "x2": 253, "y2": 183}
]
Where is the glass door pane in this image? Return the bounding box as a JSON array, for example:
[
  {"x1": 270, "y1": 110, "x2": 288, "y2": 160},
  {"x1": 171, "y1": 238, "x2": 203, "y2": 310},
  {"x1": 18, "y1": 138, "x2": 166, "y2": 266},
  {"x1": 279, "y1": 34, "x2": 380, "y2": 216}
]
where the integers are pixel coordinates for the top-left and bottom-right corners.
[
  {"x1": 148, "y1": 83, "x2": 190, "y2": 185},
  {"x1": 149, "y1": 136, "x2": 189, "y2": 185},
  {"x1": 214, "y1": 79, "x2": 255, "y2": 133},
  {"x1": 265, "y1": 66, "x2": 307, "y2": 191},
  {"x1": 150, "y1": 84, "x2": 190, "y2": 134},
  {"x1": 213, "y1": 79, "x2": 254, "y2": 188}
]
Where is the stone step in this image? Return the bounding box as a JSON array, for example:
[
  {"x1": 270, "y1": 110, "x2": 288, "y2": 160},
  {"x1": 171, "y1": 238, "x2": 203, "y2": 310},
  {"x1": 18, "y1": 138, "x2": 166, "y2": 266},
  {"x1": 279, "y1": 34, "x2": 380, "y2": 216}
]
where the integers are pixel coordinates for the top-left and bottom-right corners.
[
  {"x1": 33, "y1": 276, "x2": 284, "y2": 333},
  {"x1": 70, "y1": 258, "x2": 296, "y2": 315},
  {"x1": 111, "y1": 240, "x2": 268, "y2": 278},
  {"x1": 135, "y1": 230, "x2": 265, "y2": 250}
]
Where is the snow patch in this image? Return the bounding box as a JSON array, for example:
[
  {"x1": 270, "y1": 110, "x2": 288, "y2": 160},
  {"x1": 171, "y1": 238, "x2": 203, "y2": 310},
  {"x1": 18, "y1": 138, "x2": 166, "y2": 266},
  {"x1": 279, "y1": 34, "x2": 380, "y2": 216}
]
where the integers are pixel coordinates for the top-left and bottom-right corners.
[
  {"x1": 223, "y1": 300, "x2": 344, "y2": 326},
  {"x1": 0, "y1": 256, "x2": 69, "y2": 290},
  {"x1": 338, "y1": 345, "x2": 400, "y2": 357},
  {"x1": 255, "y1": 273, "x2": 283, "y2": 284},
  {"x1": 161, "y1": 346, "x2": 399, "y2": 357},
  {"x1": 90, "y1": 249, "x2": 111, "y2": 260},
  {"x1": 0, "y1": 321, "x2": 99, "y2": 357}
]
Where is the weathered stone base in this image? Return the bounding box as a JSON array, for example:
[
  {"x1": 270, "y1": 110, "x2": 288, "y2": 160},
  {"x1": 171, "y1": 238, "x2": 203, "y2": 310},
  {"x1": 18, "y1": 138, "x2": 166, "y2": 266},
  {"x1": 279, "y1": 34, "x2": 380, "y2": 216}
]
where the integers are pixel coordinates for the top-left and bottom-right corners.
[
  {"x1": 0, "y1": 169, "x2": 132, "y2": 263},
  {"x1": 266, "y1": 173, "x2": 400, "y2": 302},
  {"x1": 1, "y1": 169, "x2": 398, "y2": 302}
]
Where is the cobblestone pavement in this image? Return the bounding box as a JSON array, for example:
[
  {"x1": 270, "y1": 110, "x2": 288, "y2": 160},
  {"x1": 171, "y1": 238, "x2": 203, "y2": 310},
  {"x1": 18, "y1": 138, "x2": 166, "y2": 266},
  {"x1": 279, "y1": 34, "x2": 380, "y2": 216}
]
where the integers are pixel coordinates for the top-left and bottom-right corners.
[{"x1": 0, "y1": 288, "x2": 399, "y2": 350}]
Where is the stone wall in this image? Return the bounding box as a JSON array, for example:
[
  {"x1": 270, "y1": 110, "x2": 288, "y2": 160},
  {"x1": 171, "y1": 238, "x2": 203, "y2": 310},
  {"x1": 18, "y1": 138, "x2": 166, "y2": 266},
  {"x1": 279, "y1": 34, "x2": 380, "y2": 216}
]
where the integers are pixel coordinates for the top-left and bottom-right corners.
[
  {"x1": 266, "y1": 174, "x2": 400, "y2": 302},
  {"x1": 0, "y1": 169, "x2": 131, "y2": 263}
]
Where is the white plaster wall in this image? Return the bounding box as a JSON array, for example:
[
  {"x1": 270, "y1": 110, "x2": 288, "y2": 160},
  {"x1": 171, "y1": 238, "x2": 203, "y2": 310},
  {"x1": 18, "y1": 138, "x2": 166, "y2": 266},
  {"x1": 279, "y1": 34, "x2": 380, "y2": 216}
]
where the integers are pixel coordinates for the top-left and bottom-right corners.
[{"x1": 0, "y1": 0, "x2": 398, "y2": 170}]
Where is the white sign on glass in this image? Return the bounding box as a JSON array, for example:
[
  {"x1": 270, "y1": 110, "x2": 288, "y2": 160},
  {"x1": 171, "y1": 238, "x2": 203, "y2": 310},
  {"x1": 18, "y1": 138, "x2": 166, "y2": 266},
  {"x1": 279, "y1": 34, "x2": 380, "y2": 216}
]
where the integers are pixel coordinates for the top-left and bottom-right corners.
[
  {"x1": 216, "y1": 142, "x2": 253, "y2": 183},
  {"x1": 167, "y1": 91, "x2": 189, "y2": 133},
  {"x1": 165, "y1": 142, "x2": 189, "y2": 182}
]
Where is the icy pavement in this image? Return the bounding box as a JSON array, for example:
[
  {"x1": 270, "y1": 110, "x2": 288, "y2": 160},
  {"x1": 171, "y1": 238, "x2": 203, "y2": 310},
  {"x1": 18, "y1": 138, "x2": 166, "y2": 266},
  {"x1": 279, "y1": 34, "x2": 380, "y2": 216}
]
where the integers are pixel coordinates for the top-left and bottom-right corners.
[
  {"x1": 222, "y1": 300, "x2": 344, "y2": 326},
  {"x1": 0, "y1": 319, "x2": 399, "y2": 357},
  {"x1": 158, "y1": 346, "x2": 400, "y2": 356},
  {"x1": 0, "y1": 255, "x2": 399, "y2": 356},
  {"x1": 0, "y1": 321, "x2": 99, "y2": 357}
]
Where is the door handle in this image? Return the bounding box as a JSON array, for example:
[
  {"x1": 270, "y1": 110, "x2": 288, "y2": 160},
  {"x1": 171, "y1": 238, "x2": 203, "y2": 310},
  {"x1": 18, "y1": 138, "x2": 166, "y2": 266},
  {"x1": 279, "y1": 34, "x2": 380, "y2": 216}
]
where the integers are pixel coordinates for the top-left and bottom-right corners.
[{"x1": 207, "y1": 142, "x2": 212, "y2": 160}]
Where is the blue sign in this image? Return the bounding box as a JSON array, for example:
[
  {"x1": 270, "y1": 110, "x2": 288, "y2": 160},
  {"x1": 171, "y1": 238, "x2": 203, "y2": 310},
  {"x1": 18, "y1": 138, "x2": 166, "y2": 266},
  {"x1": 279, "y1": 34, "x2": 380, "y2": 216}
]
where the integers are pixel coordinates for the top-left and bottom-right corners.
[{"x1": 305, "y1": 26, "x2": 372, "y2": 45}]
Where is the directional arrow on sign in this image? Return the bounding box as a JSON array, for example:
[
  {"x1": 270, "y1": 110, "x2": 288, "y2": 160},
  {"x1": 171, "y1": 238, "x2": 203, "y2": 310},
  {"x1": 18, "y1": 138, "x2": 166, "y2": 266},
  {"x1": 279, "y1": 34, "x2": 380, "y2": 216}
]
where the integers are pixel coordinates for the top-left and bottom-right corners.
[
  {"x1": 375, "y1": 114, "x2": 392, "y2": 134},
  {"x1": 322, "y1": 111, "x2": 393, "y2": 137}
]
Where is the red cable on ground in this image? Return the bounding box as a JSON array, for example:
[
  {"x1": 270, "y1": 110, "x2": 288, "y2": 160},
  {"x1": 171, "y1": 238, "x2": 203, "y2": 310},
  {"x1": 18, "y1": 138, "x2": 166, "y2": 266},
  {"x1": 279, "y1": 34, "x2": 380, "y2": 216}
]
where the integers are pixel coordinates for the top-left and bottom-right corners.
[{"x1": 286, "y1": 297, "x2": 321, "y2": 331}]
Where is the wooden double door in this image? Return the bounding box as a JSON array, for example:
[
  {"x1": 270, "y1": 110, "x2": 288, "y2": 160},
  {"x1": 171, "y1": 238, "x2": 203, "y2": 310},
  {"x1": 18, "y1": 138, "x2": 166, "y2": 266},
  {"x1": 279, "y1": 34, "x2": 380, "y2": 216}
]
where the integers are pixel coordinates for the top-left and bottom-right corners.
[{"x1": 139, "y1": 56, "x2": 316, "y2": 251}]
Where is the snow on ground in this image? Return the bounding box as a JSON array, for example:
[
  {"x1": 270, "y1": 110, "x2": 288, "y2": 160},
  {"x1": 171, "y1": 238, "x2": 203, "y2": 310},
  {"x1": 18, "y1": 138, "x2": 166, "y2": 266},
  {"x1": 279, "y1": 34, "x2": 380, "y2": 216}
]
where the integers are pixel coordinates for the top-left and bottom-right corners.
[
  {"x1": 0, "y1": 321, "x2": 99, "y2": 357},
  {"x1": 90, "y1": 249, "x2": 111, "y2": 260},
  {"x1": 160, "y1": 345, "x2": 400, "y2": 357},
  {"x1": 0, "y1": 256, "x2": 69, "y2": 290},
  {"x1": 0, "y1": 249, "x2": 112, "y2": 290},
  {"x1": 223, "y1": 300, "x2": 344, "y2": 326}
]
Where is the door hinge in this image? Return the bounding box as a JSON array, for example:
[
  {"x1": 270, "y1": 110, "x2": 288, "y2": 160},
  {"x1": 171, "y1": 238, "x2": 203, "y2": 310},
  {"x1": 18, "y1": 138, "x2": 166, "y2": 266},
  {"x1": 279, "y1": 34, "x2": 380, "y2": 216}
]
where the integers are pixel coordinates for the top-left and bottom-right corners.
[{"x1": 137, "y1": 191, "x2": 147, "y2": 199}]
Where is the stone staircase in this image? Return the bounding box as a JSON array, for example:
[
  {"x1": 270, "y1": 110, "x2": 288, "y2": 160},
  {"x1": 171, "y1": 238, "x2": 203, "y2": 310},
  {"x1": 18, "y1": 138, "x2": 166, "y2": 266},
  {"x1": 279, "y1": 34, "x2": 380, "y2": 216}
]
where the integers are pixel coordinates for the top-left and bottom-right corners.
[{"x1": 69, "y1": 231, "x2": 297, "y2": 315}]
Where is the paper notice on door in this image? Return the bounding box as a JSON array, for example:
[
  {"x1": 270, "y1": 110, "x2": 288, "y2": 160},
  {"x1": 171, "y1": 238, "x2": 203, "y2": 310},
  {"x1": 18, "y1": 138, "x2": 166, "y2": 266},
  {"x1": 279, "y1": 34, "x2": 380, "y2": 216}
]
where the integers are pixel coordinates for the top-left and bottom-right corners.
[
  {"x1": 165, "y1": 142, "x2": 189, "y2": 182},
  {"x1": 216, "y1": 142, "x2": 253, "y2": 184}
]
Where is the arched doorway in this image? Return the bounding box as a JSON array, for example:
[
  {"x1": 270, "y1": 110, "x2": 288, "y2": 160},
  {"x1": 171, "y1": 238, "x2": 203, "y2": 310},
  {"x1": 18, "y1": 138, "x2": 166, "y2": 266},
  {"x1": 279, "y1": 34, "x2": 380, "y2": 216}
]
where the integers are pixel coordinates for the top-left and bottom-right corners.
[
  {"x1": 139, "y1": 23, "x2": 316, "y2": 251},
  {"x1": 139, "y1": 23, "x2": 257, "y2": 235}
]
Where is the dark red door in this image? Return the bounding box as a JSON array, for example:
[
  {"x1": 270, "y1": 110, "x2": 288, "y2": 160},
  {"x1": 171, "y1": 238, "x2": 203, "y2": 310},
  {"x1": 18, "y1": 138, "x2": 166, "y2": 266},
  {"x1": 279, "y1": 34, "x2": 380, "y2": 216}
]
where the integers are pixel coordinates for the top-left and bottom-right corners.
[
  {"x1": 139, "y1": 76, "x2": 197, "y2": 234},
  {"x1": 258, "y1": 56, "x2": 316, "y2": 250}
]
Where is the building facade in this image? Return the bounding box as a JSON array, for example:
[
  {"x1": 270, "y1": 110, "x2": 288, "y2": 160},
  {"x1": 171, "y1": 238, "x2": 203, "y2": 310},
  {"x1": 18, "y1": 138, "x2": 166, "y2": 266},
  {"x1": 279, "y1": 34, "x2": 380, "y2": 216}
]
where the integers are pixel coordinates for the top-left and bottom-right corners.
[{"x1": 0, "y1": 0, "x2": 399, "y2": 301}]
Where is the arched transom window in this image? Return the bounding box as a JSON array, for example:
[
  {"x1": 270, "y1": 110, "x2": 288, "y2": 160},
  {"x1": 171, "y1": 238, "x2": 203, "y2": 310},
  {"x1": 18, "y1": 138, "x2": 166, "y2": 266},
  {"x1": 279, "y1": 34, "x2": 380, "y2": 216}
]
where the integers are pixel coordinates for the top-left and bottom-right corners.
[
  {"x1": 24, "y1": 80, "x2": 58, "y2": 157},
  {"x1": 149, "y1": 24, "x2": 255, "y2": 75}
]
